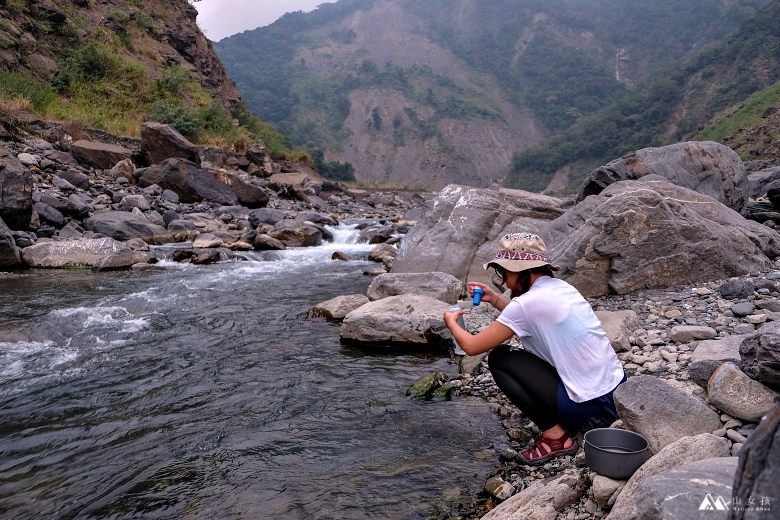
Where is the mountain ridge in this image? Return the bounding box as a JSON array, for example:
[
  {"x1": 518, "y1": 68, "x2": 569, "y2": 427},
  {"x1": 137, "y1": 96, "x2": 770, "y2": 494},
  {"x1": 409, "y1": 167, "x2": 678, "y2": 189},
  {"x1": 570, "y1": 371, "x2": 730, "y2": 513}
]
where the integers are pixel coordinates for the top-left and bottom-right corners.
[{"x1": 214, "y1": 0, "x2": 770, "y2": 190}]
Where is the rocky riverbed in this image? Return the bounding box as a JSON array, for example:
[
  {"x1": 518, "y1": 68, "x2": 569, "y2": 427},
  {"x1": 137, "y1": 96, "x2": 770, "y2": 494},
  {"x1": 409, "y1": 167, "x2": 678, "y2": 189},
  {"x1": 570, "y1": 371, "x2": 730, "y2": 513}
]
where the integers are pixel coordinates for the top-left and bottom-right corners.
[{"x1": 442, "y1": 270, "x2": 780, "y2": 519}]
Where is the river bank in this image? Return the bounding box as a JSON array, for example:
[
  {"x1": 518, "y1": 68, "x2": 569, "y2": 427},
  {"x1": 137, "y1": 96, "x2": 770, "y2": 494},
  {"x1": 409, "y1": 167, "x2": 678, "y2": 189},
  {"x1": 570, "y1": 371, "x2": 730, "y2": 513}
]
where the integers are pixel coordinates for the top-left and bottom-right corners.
[{"x1": 447, "y1": 268, "x2": 779, "y2": 519}]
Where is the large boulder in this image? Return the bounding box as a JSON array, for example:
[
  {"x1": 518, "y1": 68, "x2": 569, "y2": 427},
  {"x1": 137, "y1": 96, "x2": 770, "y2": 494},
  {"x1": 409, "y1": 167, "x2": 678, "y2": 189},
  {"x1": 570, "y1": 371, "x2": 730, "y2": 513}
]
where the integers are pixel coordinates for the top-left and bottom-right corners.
[
  {"x1": 547, "y1": 177, "x2": 780, "y2": 297},
  {"x1": 211, "y1": 169, "x2": 269, "y2": 208},
  {"x1": 366, "y1": 272, "x2": 463, "y2": 303},
  {"x1": 739, "y1": 321, "x2": 780, "y2": 392},
  {"x1": 392, "y1": 185, "x2": 565, "y2": 286},
  {"x1": 0, "y1": 217, "x2": 21, "y2": 267},
  {"x1": 267, "y1": 221, "x2": 322, "y2": 247},
  {"x1": 606, "y1": 434, "x2": 730, "y2": 520},
  {"x1": 21, "y1": 237, "x2": 149, "y2": 269},
  {"x1": 578, "y1": 141, "x2": 749, "y2": 214},
  {"x1": 0, "y1": 148, "x2": 34, "y2": 230},
  {"x1": 140, "y1": 122, "x2": 200, "y2": 165},
  {"x1": 84, "y1": 211, "x2": 174, "y2": 245},
  {"x1": 613, "y1": 376, "x2": 722, "y2": 454},
  {"x1": 481, "y1": 469, "x2": 586, "y2": 520},
  {"x1": 707, "y1": 362, "x2": 779, "y2": 422},
  {"x1": 135, "y1": 158, "x2": 237, "y2": 205},
  {"x1": 636, "y1": 457, "x2": 739, "y2": 520},
  {"x1": 69, "y1": 139, "x2": 134, "y2": 170},
  {"x1": 731, "y1": 404, "x2": 780, "y2": 520},
  {"x1": 340, "y1": 294, "x2": 453, "y2": 348}
]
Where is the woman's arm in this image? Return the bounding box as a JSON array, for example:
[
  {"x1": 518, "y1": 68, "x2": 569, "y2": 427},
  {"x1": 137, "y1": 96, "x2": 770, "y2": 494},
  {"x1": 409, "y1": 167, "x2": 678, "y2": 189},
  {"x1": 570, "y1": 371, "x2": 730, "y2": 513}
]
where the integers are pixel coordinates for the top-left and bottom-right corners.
[{"x1": 444, "y1": 311, "x2": 515, "y2": 356}]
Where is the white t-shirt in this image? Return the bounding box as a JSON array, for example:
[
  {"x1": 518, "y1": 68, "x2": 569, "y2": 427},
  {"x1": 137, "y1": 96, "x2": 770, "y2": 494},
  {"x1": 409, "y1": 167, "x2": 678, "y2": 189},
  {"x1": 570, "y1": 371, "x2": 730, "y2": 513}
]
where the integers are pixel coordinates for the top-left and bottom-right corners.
[{"x1": 496, "y1": 276, "x2": 625, "y2": 403}]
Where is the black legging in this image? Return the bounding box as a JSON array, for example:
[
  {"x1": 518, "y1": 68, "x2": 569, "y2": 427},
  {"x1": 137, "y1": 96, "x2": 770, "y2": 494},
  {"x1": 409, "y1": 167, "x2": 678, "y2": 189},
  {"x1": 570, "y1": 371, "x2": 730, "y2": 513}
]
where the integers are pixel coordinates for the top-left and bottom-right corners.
[{"x1": 488, "y1": 344, "x2": 561, "y2": 431}]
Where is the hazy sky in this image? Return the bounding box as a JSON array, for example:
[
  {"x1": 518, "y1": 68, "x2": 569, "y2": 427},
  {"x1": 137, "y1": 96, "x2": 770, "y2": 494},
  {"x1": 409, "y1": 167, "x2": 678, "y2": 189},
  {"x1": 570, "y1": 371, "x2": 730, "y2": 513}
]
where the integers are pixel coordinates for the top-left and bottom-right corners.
[{"x1": 192, "y1": 0, "x2": 327, "y2": 41}]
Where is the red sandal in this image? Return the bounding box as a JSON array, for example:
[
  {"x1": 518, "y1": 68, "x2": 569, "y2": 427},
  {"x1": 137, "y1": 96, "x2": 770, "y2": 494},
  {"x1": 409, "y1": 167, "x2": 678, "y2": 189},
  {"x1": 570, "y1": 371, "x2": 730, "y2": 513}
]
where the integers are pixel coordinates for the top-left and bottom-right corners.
[{"x1": 518, "y1": 431, "x2": 578, "y2": 465}]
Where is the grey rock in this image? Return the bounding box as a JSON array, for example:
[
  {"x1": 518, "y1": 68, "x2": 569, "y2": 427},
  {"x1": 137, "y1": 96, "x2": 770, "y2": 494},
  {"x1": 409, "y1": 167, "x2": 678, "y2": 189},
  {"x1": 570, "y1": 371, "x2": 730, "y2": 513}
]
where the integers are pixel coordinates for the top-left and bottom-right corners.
[
  {"x1": 691, "y1": 334, "x2": 747, "y2": 364},
  {"x1": 0, "y1": 217, "x2": 21, "y2": 267},
  {"x1": 340, "y1": 294, "x2": 453, "y2": 348},
  {"x1": 85, "y1": 210, "x2": 173, "y2": 245},
  {"x1": 481, "y1": 468, "x2": 585, "y2": 520},
  {"x1": 606, "y1": 434, "x2": 730, "y2": 520},
  {"x1": 636, "y1": 457, "x2": 738, "y2": 520},
  {"x1": 547, "y1": 177, "x2": 780, "y2": 297},
  {"x1": 0, "y1": 148, "x2": 34, "y2": 229},
  {"x1": 707, "y1": 362, "x2": 779, "y2": 422},
  {"x1": 689, "y1": 360, "x2": 733, "y2": 389},
  {"x1": 732, "y1": 302, "x2": 756, "y2": 317},
  {"x1": 21, "y1": 237, "x2": 148, "y2": 269},
  {"x1": 140, "y1": 122, "x2": 200, "y2": 165},
  {"x1": 740, "y1": 321, "x2": 780, "y2": 392},
  {"x1": 392, "y1": 184, "x2": 564, "y2": 287},
  {"x1": 720, "y1": 279, "x2": 755, "y2": 300},
  {"x1": 670, "y1": 325, "x2": 717, "y2": 343},
  {"x1": 307, "y1": 294, "x2": 370, "y2": 321},
  {"x1": 136, "y1": 158, "x2": 237, "y2": 205},
  {"x1": 577, "y1": 141, "x2": 748, "y2": 213},
  {"x1": 596, "y1": 310, "x2": 638, "y2": 353},
  {"x1": 70, "y1": 139, "x2": 134, "y2": 170},
  {"x1": 367, "y1": 272, "x2": 463, "y2": 303},
  {"x1": 731, "y1": 404, "x2": 780, "y2": 520},
  {"x1": 614, "y1": 376, "x2": 722, "y2": 454}
]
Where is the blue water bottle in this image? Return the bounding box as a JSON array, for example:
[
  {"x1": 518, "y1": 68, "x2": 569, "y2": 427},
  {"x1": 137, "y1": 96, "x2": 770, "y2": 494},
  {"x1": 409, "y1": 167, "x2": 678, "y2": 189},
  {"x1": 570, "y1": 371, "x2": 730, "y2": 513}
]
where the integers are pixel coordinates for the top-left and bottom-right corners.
[{"x1": 472, "y1": 287, "x2": 484, "y2": 306}]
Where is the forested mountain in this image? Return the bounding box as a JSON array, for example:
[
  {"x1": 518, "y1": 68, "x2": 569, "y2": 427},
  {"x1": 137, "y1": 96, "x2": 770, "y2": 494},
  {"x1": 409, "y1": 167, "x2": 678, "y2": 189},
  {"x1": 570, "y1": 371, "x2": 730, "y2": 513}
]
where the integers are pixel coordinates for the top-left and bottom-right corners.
[
  {"x1": 0, "y1": 0, "x2": 295, "y2": 157},
  {"x1": 213, "y1": 0, "x2": 770, "y2": 190}
]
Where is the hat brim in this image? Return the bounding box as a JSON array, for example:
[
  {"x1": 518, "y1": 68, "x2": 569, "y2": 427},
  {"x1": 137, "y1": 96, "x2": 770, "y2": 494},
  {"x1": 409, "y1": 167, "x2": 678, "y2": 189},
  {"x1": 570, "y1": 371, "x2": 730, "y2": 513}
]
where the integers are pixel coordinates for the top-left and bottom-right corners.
[{"x1": 483, "y1": 258, "x2": 560, "y2": 272}]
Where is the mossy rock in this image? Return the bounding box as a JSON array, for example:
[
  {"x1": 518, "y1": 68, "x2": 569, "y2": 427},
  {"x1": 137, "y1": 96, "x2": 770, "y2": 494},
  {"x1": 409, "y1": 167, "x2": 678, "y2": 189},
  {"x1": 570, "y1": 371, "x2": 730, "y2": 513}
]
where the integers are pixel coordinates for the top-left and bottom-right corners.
[{"x1": 406, "y1": 371, "x2": 450, "y2": 400}]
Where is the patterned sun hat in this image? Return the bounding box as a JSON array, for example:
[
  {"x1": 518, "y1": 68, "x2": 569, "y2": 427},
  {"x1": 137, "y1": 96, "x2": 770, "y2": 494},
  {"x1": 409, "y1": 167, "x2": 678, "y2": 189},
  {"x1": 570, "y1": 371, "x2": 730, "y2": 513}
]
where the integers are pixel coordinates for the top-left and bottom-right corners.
[{"x1": 483, "y1": 232, "x2": 559, "y2": 273}]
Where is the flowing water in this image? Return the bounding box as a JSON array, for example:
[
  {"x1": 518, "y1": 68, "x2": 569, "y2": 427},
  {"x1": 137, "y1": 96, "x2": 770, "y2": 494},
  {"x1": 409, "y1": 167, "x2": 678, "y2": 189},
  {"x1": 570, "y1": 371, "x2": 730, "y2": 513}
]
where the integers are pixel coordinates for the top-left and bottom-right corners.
[{"x1": 0, "y1": 224, "x2": 504, "y2": 519}]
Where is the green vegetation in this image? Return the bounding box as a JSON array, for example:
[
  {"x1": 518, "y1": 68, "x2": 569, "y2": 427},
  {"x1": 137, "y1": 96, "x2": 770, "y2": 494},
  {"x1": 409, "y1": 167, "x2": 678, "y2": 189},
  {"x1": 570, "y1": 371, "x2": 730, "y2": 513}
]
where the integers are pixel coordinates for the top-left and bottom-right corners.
[
  {"x1": 695, "y1": 81, "x2": 780, "y2": 145},
  {"x1": 312, "y1": 150, "x2": 356, "y2": 181},
  {"x1": 506, "y1": 0, "x2": 780, "y2": 194},
  {"x1": 0, "y1": 3, "x2": 306, "y2": 160}
]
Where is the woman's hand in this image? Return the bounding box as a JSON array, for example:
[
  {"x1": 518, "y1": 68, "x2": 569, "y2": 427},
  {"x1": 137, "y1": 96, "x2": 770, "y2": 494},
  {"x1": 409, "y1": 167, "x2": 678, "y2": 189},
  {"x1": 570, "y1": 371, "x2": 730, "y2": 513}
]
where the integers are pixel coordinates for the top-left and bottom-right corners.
[
  {"x1": 467, "y1": 282, "x2": 501, "y2": 306},
  {"x1": 443, "y1": 307, "x2": 464, "y2": 329}
]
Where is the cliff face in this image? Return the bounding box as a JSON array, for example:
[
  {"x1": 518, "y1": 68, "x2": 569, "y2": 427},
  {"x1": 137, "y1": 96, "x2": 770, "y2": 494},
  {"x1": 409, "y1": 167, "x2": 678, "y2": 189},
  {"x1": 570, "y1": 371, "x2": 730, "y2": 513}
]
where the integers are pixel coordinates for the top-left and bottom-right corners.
[{"x1": 0, "y1": 0, "x2": 241, "y2": 113}]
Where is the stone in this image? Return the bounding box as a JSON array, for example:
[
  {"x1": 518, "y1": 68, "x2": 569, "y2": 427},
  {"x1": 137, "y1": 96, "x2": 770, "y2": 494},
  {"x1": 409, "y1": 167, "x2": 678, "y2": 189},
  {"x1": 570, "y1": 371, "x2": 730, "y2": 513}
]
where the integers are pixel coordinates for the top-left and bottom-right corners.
[
  {"x1": 707, "y1": 362, "x2": 779, "y2": 422},
  {"x1": 340, "y1": 294, "x2": 453, "y2": 348},
  {"x1": 268, "y1": 221, "x2": 322, "y2": 247},
  {"x1": 307, "y1": 294, "x2": 370, "y2": 321},
  {"x1": 253, "y1": 233, "x2": 286, "y2": 250},
  {"x1": 635, "y1": 457, "x2": 738, "y2": 520},
  {"x1": 366, "y1": 272, "x2": 463, "y2": 303},
  {"x1": 732, "y1": 302, "x2": 756, "y2": 317},
  {"x1": 136, "y1": 158, "x2": 238, "y2": 205},
  {"x1": 720, "y1": 279, "x2": 756, "y2": 300},
  {"x1": 691, "y1": 334, "x2": 746, "y2": 364},
  {"x1": 484, "y1": 476, "x2": 516, "y2": 501},
  {"x1": 669, "y1": 325, "x2": 717, "y2": 343},
  {"x1": 0, "y1": 148, "x2": 34, "y2": 230},
  {"x1": 406, "y1": 372, "x2": 449, "y2": 400},
  {"x1": 739, "y1": 321, "x2": 780, "y2": 392},
  {"x1": 192, "y1": 233, "x2": 223, "y2": 248},
  {"x1": 577, "y1": 141, "x2": 749, "y2": 213},
  {"x1": 606, "y1": 434, "x2": 730, "y2": 520},
  {"x1": 591, "y1": 475, "x2": 626, "y2": 509},
  {"x1": 481, "y1": 469, "x2": 586, "y2": 520},
  {"x1": 20, "y1": 237, "x2": 149, "y2": 269},
  {"x1": 731, "y1": 404, "x2": 780, "y2": 520},
  {"x1": 84, "y1": 211, "x2": 174, "y2": 245},
  {"x1": 689, "y1": 359, "x2": 730, "y2": 389},
  {"x1": 546, "y1": 177, "x2": 780, "y2": 297},
  {"x1": 596, "y1": 310, "x2": 638, "y2": 352},
  {"x1": 392, "y1": 184, "x2": 564, "y2": 287},
  {"x1": 0, "y1": 217, "x2": 21, "y2": 267},
  {"x1": 140, "y1": 122, "x2": 200, "y2": 165},
  {"x1": 69, "y1": 139, "x2": 134, "y2": 170},
  {"x1": 614, "y1": 376, "x2": 722, "y2": 454}
]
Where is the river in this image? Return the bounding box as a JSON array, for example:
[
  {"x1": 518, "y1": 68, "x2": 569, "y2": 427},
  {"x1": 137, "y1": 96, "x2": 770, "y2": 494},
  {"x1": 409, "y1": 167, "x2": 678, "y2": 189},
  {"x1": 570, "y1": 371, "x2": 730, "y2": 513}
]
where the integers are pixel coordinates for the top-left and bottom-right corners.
[{"x1": 0, "y1": 224, "x2": 505, "y2": 519}]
